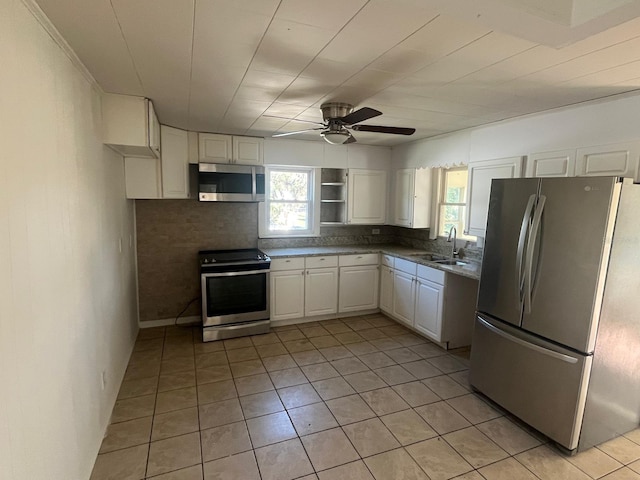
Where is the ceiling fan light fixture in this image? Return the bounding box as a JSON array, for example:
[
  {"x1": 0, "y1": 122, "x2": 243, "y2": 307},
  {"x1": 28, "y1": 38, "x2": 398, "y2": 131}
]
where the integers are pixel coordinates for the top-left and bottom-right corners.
[{"x1": 321, "y1": 129, "x2": 352, "y2": 145}]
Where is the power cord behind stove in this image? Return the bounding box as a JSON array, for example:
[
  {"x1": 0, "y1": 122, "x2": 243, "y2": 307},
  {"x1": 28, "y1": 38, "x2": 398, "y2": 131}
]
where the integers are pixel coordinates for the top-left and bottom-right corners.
[{"x1": 175, "y1": 297, "x2": 200, "y2": 327}]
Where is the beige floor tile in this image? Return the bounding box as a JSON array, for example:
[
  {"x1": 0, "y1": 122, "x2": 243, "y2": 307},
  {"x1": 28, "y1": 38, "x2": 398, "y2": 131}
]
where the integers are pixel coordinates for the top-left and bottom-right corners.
[
  {"x1": 200, "y1": 421, "x2": 252, "y2": 463},
  {"x1": 380, "y1": 409, "x2": 437, "y2": 445},
  {"x1": 326, "y1": 394, "x2": 377, "y2": 425},
  {"x1": 476, "y1": 417, "x2": 542, "y2": 455},
  {"x1": 229, "y1": 359, "x2": 265, "y2": 378},
  {"x1": 254, "y1": 438, "x2": 314, "y2": 480},
  {"x1": 392, "y1": 381, "x2": 440, "y2": 407},
  {"x1": 310, "y1": 335, "x2": 342, "y2": 349},
  {"x1": 407, "y1": 437, "x2": 474, "y2": 480},
  {"x1": 448, "y1": 371, "x2": 473, "y2": 392},
  {"x1": 203, "y1": 451, "x2": 259, "y2": 480},
  {"x1": 246, "y1": 411, "x2": 297, "y2": 448},
  {"x1": 415, "y1": 401, "x2": 471, "y2": 435},
  {"x1": 630, "y1": 459, "x2": 640, "y2": 474},
  {"x1": 568, "y1": 446, "x2": 623, "y2": 478},
  {"x1": 346, "y1": 342, "x2": 380, "y2": 356},
  {"x1": 223, "y1": 337, "x2": 253, "y2": 350},
  {"x1": 151, "y1": 407, "x2": 199, "y2": 441},
  {"x1": 156, "y1": 387, "x2": 198, "y2": 414},
  {"x1": 150, "y1": 464, "x2": 203, "y2": 479},
  {"x1": 278, "y1": 383, "x2": 322, "y2": 409},
  {"x1": 365, "y1": 448, "x2": 430, "y2": 480},
  {"x1": 343, "y1": 417, "x2": 401, "y2": 457},
  {"x1": 90, "y1": 444, "x2": 148, "y2": 480},
  {"x1": 346, "y1": 319, "x2": 374, "y2": 331},
  {"x1": 358, "y1": 328, "x2": 388, "y2": 341},
  {"x1": 601, "y1": 468, "x2": 640, "y2": 479},
  {"x1": 147, "y1": 432, "x2": 202, "y2": 477},
  {"x1": 344, "y1": 371, "x2": 387, "y2": 392},
  {"x1": 318, "y1": 460, "x2": 374, "y2": 480},
  {"x1": 379, "y1": 325, "x2": 409, "y2": 337},
  {"x1": 324, "y1": 322, "x2": 353, "y2": 335},
  {"x1": 262, "y1": 353, "x2": 297, "y2": 372},
  {"x1": 454, "y1": 472, "x2": 485, "y2": 480},
  {"x1": 374, "y1": 365, "x2": 416, "y2": 386},
  {"x1": 158, "y1": 371, "x2": 197, "y2": 393},
  {"x1": 292, "y1": 349, "x2": 327, "y2": 366},
  {"x1": 331, "y1": 357, "x2": 370, "y2": 375},
  {"x1": 312, "y1": 377, "x2": 356, "y2": 400},
  {"x1": 129, "y1": 348, "x2": 163, "y2": 366},
  {"x1": 251, "y1": 332, "x2": 280, "y2": 346},
  {"x1": 427, "y1": 355, "x2": 468, "y2": 374},
  {"x1": 289, "y1": 402, "x2": 338, "y2": 436},
  {"x1": 137, "y1": 326, "x2": 166, "y2": 340},
  {"x1": 194, "y1": 352, "x2": 228, "y2": 370},
  {"x1": 516, "y1": 445, "x2": 591, "y2": 480},
  {"x1": 133, "y1": 338, "x2": 164, "y2": 353},
  {"x1": 301, "y1": 362, "x2": 340, "y2": 381},
  {"x1": 124, "y1": 362, "x2": 161, "y2": 381},
  {"x1": 447, "y1": 394, "x2": 502, "y2": 424},
  {"x1": 422, "y1": 375, "x2": 468, "y2": 400},
  {"x1": 234, "y1": 373, "x2": 274, "y2": 396},
  {"x1": 161, "y1": 356, "x2": 196, "y2": 375},
  {"x1": 226, "y1": 346, "x2": 259, "y2": 363},
  {"x1": 402, "y1": 360, "x2": 443, "y2": 379},
  {"x1": 301, "y1": 427, "x2": 360, "y2": 471},
  {"x1": 118, "y1": 376, "x2": 159, "y2": 400},
  {"x1": 359, "y1": 351, "x2": 396, "y2": 369},
  {"x1": 277, "y1": 329, "x2": 306, "y2": 342},
  {"x1": 111, "y1": 394, "x2": 156, "y2": 423},
  {"x1": 318, "y1": 345, "x2": 354, "y2": 361},
  {"x1": 478, "y1": 457, "x2": 538, "y2": 480},
  {"x1": 199, "y1": 398, "x2": 244, "y2": 430},
  {"x1": 366, "y1": 317, "x2": 394, "y2": 328},
  {"x1": 196, "y1": 379, "x2": 237, "y2": 405},
  {"x1": 196, "y1": 365, "x2": 232, "y2": 385},
  {"x1": 256, "y1": 342, "x2": 288, "y2": 358},
  {"x1": 335, "y1": 331, "x2": 366, "y2": 344},
  {"x1": 625, "y1": 428, "x2": 640, "y2": 446},
  {"x1": 360, "y1": 387, "x2": 410, "y2": 416},
  {"x1": 285, "y1": 339, "x2": 316, "y2": 353},
  {"x1": 410, "y1": 343, "x2": 447, "y2": 359},
  {"x1": 395, "y1": 334, "x2": 426, "y2": 347},
  {"x1": 444, "y1": 426, "x2": 509, "y2": 468},
  {"x1": 193, "y1": 341, "x2": 224, "y2": 356},
  {"x1": 599, "y1": 436, "x2": 640, "y2": 465},
  {"x1": 269, "y1": 366, "x2": 308, "y2": 388},
  {"x1": 99, "y1": 416, "x2": 152, "y2": 453},
  {"x1": 385, "y1": 347, "x2": 422, "y2": 364},
  {"x1": 239, "y1": 390, "x2": 284, "y2": 418}
]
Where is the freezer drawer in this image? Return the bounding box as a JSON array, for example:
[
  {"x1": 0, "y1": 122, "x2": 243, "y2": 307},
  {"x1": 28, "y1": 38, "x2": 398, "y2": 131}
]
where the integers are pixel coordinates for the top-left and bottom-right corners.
[{"x1": 470, "y1": 315, "x2": 592, "y2": 451}]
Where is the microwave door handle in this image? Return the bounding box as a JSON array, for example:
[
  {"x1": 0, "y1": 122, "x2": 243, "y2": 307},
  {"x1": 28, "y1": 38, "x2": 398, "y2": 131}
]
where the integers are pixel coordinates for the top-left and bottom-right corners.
[
  {"x1": 252, "y1": 167, "x2": 257, "y2": 201},
  {"x1": 524, "y1": 194, "x2": 546, "y2": 314},
  {"x1": 516, "y1": 195, "x2": 536, "y2": 309}
]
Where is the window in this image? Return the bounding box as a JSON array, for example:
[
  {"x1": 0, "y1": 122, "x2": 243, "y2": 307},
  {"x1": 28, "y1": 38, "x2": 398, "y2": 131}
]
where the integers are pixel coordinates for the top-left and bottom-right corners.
[
  {"x1": 262, "y1": 167, "x2": 317, "y2": 237},
  {"x1": 438, "y1": 168, "x2": 476, "y2": 240}
]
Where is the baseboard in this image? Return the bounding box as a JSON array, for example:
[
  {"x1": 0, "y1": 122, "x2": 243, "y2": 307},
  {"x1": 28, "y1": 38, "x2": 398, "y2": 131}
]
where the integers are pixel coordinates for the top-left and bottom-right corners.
[
  {"x1": 271, "y1": 309, "x2": 380, "y2": 328},
  {"x1": 139, "y1": 315, "x2": 200, "y2": 329}
]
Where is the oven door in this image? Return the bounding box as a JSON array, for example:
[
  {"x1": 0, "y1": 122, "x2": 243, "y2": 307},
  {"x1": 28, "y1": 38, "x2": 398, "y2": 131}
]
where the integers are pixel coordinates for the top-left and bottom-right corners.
[{"x1": 201, "y1": 268, "x2": 270, "y2": 326}]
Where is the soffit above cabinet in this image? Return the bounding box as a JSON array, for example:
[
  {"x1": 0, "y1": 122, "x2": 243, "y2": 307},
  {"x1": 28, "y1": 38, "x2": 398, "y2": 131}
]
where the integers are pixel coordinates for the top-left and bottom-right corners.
[{"x1": 35, "y1": 0, "x2": 640, "y2": 146}]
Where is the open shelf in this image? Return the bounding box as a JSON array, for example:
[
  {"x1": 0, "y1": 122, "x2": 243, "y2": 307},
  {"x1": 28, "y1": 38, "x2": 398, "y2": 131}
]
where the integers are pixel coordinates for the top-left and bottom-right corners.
[{"x1": 320, "y1": 168, "x2": 347, "y2": 225}]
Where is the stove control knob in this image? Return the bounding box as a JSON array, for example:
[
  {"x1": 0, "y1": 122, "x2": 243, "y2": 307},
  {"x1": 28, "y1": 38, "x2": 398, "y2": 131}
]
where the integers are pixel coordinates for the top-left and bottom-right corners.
[{"x1": 203, "y1": 259, "x2": 209, "y2": 263}]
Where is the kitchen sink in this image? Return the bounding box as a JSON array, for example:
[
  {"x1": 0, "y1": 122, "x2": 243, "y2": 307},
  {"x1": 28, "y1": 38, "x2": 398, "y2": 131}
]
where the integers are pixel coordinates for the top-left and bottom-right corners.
[
  {"x1": 433, "y1": 259, "x2": 469, "y2": 266},
  {"x1": 410, "y1": 253, "x2": 448, "y2": 261}
]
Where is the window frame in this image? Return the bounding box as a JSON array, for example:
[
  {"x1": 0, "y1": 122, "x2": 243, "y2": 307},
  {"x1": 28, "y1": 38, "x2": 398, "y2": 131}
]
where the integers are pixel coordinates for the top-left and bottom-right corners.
[{"x1": 438, "y1": 167, "x2": 476, "y2": 241}]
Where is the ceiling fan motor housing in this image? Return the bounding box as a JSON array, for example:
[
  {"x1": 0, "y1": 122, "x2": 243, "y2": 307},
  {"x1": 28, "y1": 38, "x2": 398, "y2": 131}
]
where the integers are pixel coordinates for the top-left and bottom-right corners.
[{"x1": 321, "y1": 102, "x2": 354, "y2": 122}]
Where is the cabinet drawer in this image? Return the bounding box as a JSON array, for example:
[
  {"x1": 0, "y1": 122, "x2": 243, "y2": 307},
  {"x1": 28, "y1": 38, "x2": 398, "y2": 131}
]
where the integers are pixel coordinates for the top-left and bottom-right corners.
[
  {"x1": 417, "y1": 264, "x2": 445, "y2": 285},
  {"x1": 394, "y1": 257, "x2": 417, "y2": 275},
  {"x1": 305, "y1": 255, "x2": 338, "y2": 268},
  {"x1": 270, "y1": 257, "x2": 305, "y2": 271},
  {"x1": 381, "y1": 254, "x2": 395, "y2": 267},
  {"x1": 338, "y1": 253, "x2": 379, "y2": 266}
]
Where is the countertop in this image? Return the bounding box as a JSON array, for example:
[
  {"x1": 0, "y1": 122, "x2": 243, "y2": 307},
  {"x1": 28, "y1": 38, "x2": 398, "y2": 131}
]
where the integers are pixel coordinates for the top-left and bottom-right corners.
[{"x1": 262, "y1": 244, "x2": 481, "y2": 281}]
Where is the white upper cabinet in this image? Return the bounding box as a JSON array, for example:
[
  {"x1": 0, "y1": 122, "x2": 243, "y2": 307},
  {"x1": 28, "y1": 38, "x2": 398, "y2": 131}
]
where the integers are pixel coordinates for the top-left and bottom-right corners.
[
  {"x1": 199, "y1": 133, "x2": 263, "y2": 165},
  {"x1": 347, "y1": 169, "x2": 388, "y2": 225},
  {"x1": 526, "y1": 150, "x2": 576, "y2": 178},
  {"x1": 576, "y1": 142, "x2": 640, "y2": 181},
  {"x1": 393, "y1": 168, "x2": 432, "y2": 228},
  {"x1": 466, "y1": 156, "x2": 524, "y2": 237},
  {"x1": 160, "y1": 126, "x2": 190, "y2": 199},
  {"x1": 102, "y1": 93, "x2": 160, "y2": 158},
  {"x1": 124, "y1": 157, "x2": 162, "y2": 199}
]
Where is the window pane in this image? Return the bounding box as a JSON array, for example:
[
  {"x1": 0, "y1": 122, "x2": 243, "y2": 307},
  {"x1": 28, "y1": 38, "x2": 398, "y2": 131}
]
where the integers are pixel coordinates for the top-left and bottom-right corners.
[
  {"x1": 269, "y1": 202, "x2": 309, "y2": 231},
  {"x1": 269, "y1": 171, "x2": 308, "y2": 201},
  {"x1": 440, "y1": 205, "x2": 465, "y2": 236},
  {"x1": 443, "y1": 169, "x2": 468, "y2": 203}
]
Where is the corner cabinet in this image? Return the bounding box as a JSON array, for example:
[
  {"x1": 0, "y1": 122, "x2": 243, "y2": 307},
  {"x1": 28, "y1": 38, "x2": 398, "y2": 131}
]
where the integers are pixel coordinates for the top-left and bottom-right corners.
[
  {"x1": 393, "y1": 168, "x2": 432, "y2": 228},
  {"x1": 466, "y1": 156, "x2": 524, "y2": 237},
  {"x1": 199, "y1": 133, "x2": 263, "y2": 165},
  {"x1": 103, "y1": 93, "x2": 160, "y2": 158},
  {"x1": 160, "y1": 126, "x2": 190, "y2": 199},
  {"x1": 347, "y1": 169, "x2": 387, "y2": 225}
]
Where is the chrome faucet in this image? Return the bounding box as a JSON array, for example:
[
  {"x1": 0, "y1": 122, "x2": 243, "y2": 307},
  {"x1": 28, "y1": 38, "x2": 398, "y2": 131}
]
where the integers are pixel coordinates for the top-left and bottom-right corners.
[{"x1": 447, "y1": 227, "x2": 459, "y2": 258}]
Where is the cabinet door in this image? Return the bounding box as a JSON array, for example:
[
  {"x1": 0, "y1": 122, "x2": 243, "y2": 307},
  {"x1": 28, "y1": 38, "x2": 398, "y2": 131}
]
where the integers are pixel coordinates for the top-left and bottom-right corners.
[
  {"x1": 392, "y1": 270, "x2": 416, "y2": 326},
  {"x1": 305, "y1": 267, "x2": 338, "y2": 316},
  {"x1": 161, "y1": 125, "x2": 189, "y2": 199},
  {"x1": 271, "y1": 270, "x2": 305, "y2": 321},
  {"x1": 233, "y1": 136, "x2": 264, "y2": 165},
  {"x1": 394, "y1": 169, "x2": 414, "y2": 227},
  {"x1": 414, "y1": 279, "x2": 444, "y2": 341},
  {"x1": 576, "y1": 142, "x2": 640, "y2": 181},
  {"x1": 147, "y1": 100, "x2": 161, "y2": 158},
  {"x1": 380, "y1": 266, "x2": 394, "y2": 314},
  {"x1": 347, "y1": 169, "x2": 388, "y2": 224},
  {"x1": 466, "y1": 156, "x2": 524, "y2": 237},
  {"x1": 338, "y1": 265, "x2": 380, "y2": 313},
  {"x1": 199, "y1": 133, "x2": 232, "y2": 163},
  {"x1": 124, "y1": 157, "x2": 162, "y2": 199},
  {"x1": 526, "y1": 150, "x2": 575, "y2": 178}
]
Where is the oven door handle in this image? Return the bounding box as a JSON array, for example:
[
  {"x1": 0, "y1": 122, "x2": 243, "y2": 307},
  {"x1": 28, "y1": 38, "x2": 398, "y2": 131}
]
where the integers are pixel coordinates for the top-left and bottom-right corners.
[{"x1": 202, "y1": 270, "x2": 269, "y2": 278}]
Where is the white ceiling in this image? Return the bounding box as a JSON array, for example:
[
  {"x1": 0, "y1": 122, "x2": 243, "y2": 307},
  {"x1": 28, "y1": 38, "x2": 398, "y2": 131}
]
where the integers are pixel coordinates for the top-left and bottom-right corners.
[{"x1": 35, "y1": 0, "x2": 640, "y2": 146}]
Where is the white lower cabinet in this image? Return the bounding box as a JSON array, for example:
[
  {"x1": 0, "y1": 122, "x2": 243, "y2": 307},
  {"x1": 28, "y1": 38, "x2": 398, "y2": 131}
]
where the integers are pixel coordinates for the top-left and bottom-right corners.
[
  {"x1": 392, "y1": 270, "x2": 415, "y2": 326},
  {"x1": 379, "y1": 265, "x2": 394, "y2": 314},
  {"x1": 305, "y1": 267, "x2": 338, "y2": 316},
  {"x1": 270, "y1": 269, "x2": 305, "y2": 321},
  {"x1": 414, "y1": 278, "x2": 444, "y2": 340},
  {"x1": 338, "y1": 265, "x2": 380, "y2": 313}
]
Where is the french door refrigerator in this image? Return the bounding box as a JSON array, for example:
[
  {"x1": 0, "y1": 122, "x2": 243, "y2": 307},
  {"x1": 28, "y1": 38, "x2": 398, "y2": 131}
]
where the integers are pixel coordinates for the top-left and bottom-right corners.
[{"x1": 470, "y1": 176, "x2": 640, "y2": 453}]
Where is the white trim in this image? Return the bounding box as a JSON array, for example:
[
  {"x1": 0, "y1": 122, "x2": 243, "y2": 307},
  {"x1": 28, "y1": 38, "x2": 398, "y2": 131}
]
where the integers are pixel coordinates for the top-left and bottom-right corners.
[
  {"x1": 20, "y1": 0, "x2": 102, "y2": 92},
  {"x1": 139, "y1": 315, "x2": 200, "y2": 329}
]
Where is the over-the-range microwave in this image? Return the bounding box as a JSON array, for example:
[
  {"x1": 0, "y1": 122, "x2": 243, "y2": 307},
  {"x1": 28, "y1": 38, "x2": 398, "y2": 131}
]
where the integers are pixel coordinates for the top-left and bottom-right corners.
[{"x1": 198, "y1": 163, "x2": 265, "y2": 202}]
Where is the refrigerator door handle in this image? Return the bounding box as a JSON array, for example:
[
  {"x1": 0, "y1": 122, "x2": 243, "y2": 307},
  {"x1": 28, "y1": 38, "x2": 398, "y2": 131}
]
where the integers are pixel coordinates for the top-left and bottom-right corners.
[
  {"x1": 524, "y1": 195, "x2": 546, "y2": 314},
  {"x1": 516, "y1": 195, "x2": 537, "y2": 308},
  {"x1": 478, "y1": 316, "x2": 578, "y2": 364}
]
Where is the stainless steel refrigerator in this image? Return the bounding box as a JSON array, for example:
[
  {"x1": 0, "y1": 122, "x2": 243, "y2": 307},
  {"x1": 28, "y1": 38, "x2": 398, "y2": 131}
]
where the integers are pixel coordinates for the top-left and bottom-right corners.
[{"x1": 470, "y1": 176, "x2": 640, "y2": 453}]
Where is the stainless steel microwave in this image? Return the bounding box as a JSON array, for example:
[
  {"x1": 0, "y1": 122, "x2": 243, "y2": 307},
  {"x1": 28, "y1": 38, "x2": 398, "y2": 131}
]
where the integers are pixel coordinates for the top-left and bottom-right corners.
[{"x1": 198, "y1": 163, "x2": 265, "y2": 202}]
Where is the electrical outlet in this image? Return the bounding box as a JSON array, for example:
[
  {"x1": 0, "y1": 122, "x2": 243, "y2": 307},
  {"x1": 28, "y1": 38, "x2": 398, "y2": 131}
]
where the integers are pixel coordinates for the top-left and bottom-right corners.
[
  {"x1": 372, "y1": 228, "x2": 380, "y2": 235},
  {"x1": 101, "y1": 371, "x2": 107, "y2": 390}
]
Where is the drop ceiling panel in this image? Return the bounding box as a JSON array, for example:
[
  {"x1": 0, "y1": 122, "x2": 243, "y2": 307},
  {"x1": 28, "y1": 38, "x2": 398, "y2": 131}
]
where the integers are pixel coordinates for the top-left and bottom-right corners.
[{"x1": 276, "y1": 0, "x2": 368, "y2": 30}]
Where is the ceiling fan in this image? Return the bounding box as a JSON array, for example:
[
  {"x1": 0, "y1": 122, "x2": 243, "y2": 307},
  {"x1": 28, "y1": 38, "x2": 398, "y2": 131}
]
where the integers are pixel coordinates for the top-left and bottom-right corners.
[{"x1": 269, "y1": 102, "x2": 416, "y2": 145}]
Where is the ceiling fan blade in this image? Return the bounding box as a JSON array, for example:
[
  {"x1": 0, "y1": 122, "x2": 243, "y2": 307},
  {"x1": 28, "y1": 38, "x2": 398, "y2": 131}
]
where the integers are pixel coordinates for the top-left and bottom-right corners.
[
  {"x1": 263, "y1": 115, "x2": 324, "y2": 126},
  {"x1": 351, "y1": 124, "x2": 416, "y2": 135},
  {"x1": 340, "y1": 107, "x2": 382, "y2": 125},
  {"x1": 272, "y1": 128, "x2": 324, "y2": 138}
]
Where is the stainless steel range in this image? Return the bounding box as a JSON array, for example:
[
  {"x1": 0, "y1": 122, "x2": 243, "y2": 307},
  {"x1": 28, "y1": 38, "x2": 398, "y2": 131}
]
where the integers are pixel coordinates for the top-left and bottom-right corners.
[{"x1": 199, "y1": 248, "x2": 271, "y2": 342}]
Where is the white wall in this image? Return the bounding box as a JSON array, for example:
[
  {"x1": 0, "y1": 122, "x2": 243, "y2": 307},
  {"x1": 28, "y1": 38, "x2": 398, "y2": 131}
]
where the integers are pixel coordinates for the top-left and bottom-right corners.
[{"x1": 0, "y1": 1, "x2": 138, "y2": 479}]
